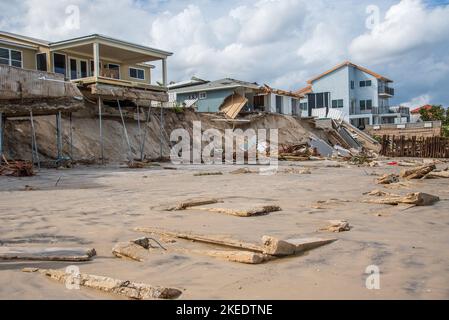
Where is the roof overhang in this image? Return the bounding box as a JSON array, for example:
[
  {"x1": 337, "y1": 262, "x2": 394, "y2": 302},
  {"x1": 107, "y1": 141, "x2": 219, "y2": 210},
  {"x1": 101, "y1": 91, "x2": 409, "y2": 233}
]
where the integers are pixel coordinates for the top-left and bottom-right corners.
[
  {"x1": 49, "y1": 34, "x2": 172, "y2": 63},
  {"x1": 0, "y1": 39, "x2": 38, "y2": 51}
]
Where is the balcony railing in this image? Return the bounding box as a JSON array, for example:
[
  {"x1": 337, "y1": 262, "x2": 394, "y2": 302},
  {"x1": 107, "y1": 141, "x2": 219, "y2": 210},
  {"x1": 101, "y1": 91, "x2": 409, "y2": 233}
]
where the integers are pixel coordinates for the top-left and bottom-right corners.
[{"x1": 379, "y1": 86, "x2": 394, "y2": 96}]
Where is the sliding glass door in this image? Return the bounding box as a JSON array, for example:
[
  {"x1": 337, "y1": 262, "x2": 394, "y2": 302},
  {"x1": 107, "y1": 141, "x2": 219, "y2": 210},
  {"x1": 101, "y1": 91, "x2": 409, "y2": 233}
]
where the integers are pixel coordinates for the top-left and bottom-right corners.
[{"x1": 69, "y1": 57, "x2": 88, "y2": 80}]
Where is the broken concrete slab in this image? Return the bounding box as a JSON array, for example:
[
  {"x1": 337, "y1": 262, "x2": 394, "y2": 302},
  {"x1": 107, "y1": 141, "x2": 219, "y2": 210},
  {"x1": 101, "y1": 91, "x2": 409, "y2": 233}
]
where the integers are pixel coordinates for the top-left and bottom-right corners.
[
  {"x1": 112, "y1": 242, "x2": 151, "y2": 262},
  {"x1": 166, "y1": 198, "x2": 222, "y2": 211},
  {"x1": 363, "y1": 192, "x2": 440, "y2": 206},
  {"x1": 424, "y1": 170, "x2": 449, "y2": 179},
  {"x1": 262, "y1": 236, "x2": 296, "y2": 256},
  {"x1": 286, "y1": 238, "x2": 338, "y2": 253},
  {"x1": 376, "y1": 173, "x2": 400, "y2": 185},
  {"x1": 22, "y1": 268, "x2": 182, "y2": 299},
  {"x1": 193, "y1": 205, "x2": 281, "y2": 217},
  {"x1": 319, "y1": 220, "x2": 351, "y2": 233},
  {"x1": 0, "y1": 247, "x2": 96, "y2": 261},
  {"x1": 401, "y1": 164, "x2": 436, "y2": 179}
]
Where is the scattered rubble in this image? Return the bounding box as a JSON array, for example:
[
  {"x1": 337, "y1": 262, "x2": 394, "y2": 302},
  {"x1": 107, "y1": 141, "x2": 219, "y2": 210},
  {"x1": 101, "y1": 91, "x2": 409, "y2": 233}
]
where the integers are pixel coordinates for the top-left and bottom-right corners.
[
  {"x1": 0, "y1": 247, "x2": 96, "y2": 261},
  {"x1": 230, "y1": 168, "x2": 257, "y2": 174},
  {"x1": 22, "y1": 268, "x2": 182, "y2": 299},
  {"x1": 0, "y1": 159, "x2": 34, "y2": 177},
  {"x1": 194, "y1": 205, "x2": 281, "y2": 217},
  {"x1": 401, "y1": 164, "x2": 436, "y2": 179},
  {"x1": 311, "y1": 199, "x2": 351, "y2": 209},
  {"x1": 364, "y1": 192, "x2": 440, "y2": 206},
  {"x1": 319, "y1": 220, "x2": 351, "y2": 233},
  {"x1": 376, "y1": 173, "x2": 400, "y2": 185}
]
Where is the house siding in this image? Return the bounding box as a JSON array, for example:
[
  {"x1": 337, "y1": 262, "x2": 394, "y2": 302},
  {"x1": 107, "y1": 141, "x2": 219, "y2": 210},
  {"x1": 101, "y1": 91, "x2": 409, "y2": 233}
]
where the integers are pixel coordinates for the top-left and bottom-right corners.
[
  {"x1": 0, "y1": 43, "x2": 37, "y2": 70},
  {"x1": 176, "y1": 88, "x2": 235, "y2": 112}
]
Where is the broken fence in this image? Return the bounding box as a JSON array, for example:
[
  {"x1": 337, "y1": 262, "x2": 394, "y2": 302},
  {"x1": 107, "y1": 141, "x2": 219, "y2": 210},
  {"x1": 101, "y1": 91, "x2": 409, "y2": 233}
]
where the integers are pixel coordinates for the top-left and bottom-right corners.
[{"x1": 380, "y1": 135, "x2": 449, "y2": 158}]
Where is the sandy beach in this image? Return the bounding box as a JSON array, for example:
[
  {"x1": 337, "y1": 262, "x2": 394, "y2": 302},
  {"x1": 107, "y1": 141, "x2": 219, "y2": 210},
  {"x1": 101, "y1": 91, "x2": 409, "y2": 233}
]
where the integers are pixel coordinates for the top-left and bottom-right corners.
[{"x1": 1, "y1": 160, "x2": 449, "y2": 299}]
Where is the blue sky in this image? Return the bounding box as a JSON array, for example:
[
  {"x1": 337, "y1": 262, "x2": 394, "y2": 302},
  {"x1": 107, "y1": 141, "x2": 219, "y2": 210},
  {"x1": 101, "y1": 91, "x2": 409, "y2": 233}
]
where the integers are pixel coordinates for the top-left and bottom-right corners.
[{"x1": 1, "y1": 0, "x2": 449, "y2": 107}]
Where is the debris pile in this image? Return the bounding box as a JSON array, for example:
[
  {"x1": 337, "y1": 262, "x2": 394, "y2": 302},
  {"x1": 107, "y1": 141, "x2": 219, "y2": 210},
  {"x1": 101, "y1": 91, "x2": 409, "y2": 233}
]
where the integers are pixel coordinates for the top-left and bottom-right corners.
[{"x1": 0, "y1": 159, "x2": 34, "y2": 177}]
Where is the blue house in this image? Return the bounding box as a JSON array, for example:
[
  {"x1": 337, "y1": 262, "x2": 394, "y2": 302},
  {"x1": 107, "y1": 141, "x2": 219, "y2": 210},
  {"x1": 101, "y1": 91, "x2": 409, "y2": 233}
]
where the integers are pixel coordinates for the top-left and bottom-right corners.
[
  {"x1": 296, "y1": 61, "x2": 410, "y2": 128},
  {"x1": 168, "y1": 78, "x2": 303, "y2": 117}
]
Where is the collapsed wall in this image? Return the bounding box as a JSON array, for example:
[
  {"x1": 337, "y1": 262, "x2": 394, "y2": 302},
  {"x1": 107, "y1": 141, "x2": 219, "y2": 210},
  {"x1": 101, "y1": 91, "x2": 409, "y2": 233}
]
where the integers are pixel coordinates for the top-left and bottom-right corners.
[{"x1": 3, "y1": 106, "x2": 321, "y2": 163}]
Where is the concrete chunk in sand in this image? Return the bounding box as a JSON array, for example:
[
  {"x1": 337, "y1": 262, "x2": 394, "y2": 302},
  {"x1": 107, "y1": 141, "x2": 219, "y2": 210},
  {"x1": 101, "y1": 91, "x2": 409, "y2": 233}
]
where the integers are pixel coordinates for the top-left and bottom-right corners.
[
  {"x1": 401, "y1": 164, "x2": 436, "y2": 179},
  {"x1": 22, "y1": 268, "x2": 182, "y2": 299},
  {"x1": 194, "y1": 205, "x2": 281, "y2": 217},
  {"x1": 364, "y1": 192, "x2": 439, "y2": 206},
  {"x1": 0, "y1": 247, "x2": 96, "y2": 261}
]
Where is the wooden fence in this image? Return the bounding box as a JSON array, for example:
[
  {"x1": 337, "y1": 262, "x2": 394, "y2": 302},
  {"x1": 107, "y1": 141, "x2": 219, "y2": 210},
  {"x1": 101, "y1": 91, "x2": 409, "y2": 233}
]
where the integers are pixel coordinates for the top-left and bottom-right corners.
[{"x1": 380, "y1": 135, "x2": 449, "y2": 158}]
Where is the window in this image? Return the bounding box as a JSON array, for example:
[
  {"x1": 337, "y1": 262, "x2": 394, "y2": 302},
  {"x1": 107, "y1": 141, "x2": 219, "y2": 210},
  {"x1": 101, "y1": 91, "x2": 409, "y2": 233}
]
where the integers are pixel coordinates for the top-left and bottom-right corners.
[
  {"x1": 360, "y1": 99, "x2": 372, "y2": 111},
  {"x1": 53, "y1": 53, "x2": 66, "y2": 77},
  {"x1": 351, "y1": 81, "x2": 354, "y2": 89},
  {"x1": 129, "y1": 67, "x2": 145, "y2": 80},
  {"x1": 188, "y1": 93, "x2": 197, "y2": 100},
  {"x1": 106, "y1": 63, "x2": 120, "y2": 79},
  {"x1": 332, "y1": 99, "x2": 344, "y2": 108},
  {"x1": 36, "y1": 53, "x2": 47, "y2": 71},
  {"x1": 199, "y1": 92, "x2": 207, "y2": 100},
  {"x1": 0, "y1": 47, "x2": 23, "y2": 68},
  {"x1": 360, "y1": 80, "x2": 372, "y2": 87},
  {"x1": 300, "y1": 102, "x2": 308, "y2": 111},
  {"x1": 275, "y1": 95, "x2": 283, "y2": 113}
]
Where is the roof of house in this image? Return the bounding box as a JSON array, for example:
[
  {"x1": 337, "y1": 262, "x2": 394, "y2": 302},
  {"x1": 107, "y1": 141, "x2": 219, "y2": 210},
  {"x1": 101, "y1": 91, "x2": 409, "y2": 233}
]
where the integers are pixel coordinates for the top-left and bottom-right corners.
[
  {"x1": 307, "y1": 60, "x2": 393, "y2": 84},
  {"x1": 294, "y1": 85, "x2": 313, "y2": 97},
  {"x1": 167, "y1": 77, "x2": 209, "y2": 90},
  {"x1": 0, "y1": 30, "x2": 173, "y2": 57},
  {"x1": 169, "y1": 78, "x2": 260, "y2": 93},
  {"x1": 0, "y1": 30, "x2": 50, "y2": 46},
  {"x1": 411, "y1": 104, "x2": 433, "y2": 114}
]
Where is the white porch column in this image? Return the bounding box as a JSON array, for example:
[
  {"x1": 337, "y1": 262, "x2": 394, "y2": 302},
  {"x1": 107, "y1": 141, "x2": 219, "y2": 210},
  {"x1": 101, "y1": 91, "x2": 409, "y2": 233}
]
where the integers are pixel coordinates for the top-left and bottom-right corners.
[
  {"x1": 93, "y1": 42, "x2": 100, "y2": 78},
  {"x1": 162, "y1": 58, "x2": 167, "y2": 86}
]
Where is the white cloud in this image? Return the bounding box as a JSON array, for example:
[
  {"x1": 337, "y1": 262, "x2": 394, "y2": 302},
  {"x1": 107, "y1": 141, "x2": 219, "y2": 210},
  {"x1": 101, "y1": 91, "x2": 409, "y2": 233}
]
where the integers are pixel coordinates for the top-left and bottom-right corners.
[
  {"x1": 401, "y1": 94, "x2": 431, "y2": 108},
  {"x1": 1, "y1": 0, "x2": 449, "y2": 105},
  {"x1": 350, "y1": 0, "x2": 449, "y2": 63}
]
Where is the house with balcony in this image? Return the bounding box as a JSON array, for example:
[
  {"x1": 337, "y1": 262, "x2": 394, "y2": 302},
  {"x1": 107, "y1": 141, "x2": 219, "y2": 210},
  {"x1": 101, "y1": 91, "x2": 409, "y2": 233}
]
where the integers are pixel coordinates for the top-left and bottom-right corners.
[
  {"x1": 296, "y1": 61, "x2": 409, "y2": 128},
  {"x1": 0, "y1": 30, "x2": 172, "y2": 105}
]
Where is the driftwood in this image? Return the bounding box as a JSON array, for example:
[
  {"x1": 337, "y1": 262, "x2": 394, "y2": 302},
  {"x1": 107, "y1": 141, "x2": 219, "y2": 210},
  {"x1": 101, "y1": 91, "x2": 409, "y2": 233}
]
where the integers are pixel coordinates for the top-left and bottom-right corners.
[
  {"x1": 376, "y1": 173, "x2": 399, "y2": 185},
  {"x1": 176, "y1": 249, "x2": 273, "y2": 264},
  {"x1": 364, "y1": 192, "x2": 440, "y2": 206},
  {"x1": 424, "y1": 170, "x2": 449, "y2": 179},
  {"x1": 193, "y1": 172, "x2": 223, "y2": 177},
  {"x1": 22, "y1": 268, "x2": 182, "y2": 299},
  {"x1": 400, "y1": 164, "x2": 436, "y2": 179},
  {"x1": 319, "y1": 220, "x2": 351, "y2": 233},
  {"x1": 230, "y1": 168, "x2": 258, "y2": 174},
  {"x1": 167, "y1": 198, "x2": 222, "y2": 211},
  {"x1": 192, "y1": 205, "x2": 281, "y2": 217},
  {"x1": 0, "y1": 159, "x2": 34, "y2": 177},
  {"x1": 0, "y1": 247, "x2": 96, "y2": 261}
]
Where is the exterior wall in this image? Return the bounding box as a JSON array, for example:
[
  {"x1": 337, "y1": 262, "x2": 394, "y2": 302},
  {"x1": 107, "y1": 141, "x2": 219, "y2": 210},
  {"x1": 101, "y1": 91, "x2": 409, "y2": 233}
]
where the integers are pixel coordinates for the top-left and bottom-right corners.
[
  {"x1": 176, "y1": 88, "x2": 235, "y2": 112},
  {"x1": 348, "y1": 66, "x2": 379, "y2": 115},
  {"x1": 282, "y1": 96, "x2": 292, "y2": 115},
  {"x1": 365, "y1": 121, "x2": 442, "y2": 138},
  {"x1": 311, "y1": 65, "x2": 350, "y2": 115}
]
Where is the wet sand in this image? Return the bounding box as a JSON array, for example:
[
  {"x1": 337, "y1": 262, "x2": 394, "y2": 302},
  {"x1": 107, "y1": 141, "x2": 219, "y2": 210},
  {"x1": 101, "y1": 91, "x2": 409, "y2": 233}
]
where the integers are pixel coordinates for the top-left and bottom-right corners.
[{"x1": 1, "y1": 160, "x2": 449, "y2": 299}]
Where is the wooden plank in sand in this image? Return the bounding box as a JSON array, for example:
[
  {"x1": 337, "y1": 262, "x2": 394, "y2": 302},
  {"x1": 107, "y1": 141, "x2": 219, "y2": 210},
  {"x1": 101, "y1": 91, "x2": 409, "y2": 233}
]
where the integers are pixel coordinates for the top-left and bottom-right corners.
[{"x1": 0, "y1": 247, "x2": 96, "y2": 261}]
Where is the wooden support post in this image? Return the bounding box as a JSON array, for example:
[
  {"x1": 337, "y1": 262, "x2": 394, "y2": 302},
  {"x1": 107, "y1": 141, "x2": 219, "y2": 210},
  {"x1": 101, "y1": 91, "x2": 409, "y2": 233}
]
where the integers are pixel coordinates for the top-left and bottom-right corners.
[
  {"x1": 116, "y1": 99, "x2": 133, "y2": 162},
  {"x1": 0, "y1": 112, "x2": 3, "y2": 164},
  {"x1": 139, "y1": 105, "x2": 151, "y2": 161},
  {"x1": 56, "y1": 111, "x2": 63, "y2": 163},
  {"x1": 69, "y1": 113, "x2": 73, "y2": 160},
  {"x1": 30, "y1": 110, "x2": 40, "y2": 170},
  {"x1": 160, "y1": 105, "x2": 163, "y2": 159},
  {"x1": 98, "y1": 96, "x2": 104, "y2": 164}
]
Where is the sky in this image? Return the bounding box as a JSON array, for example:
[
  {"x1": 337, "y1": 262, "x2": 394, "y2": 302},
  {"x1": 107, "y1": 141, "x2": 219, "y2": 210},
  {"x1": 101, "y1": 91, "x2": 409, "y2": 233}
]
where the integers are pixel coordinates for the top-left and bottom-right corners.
[{"x1": 1, "y1": 0, "x2": 449, "y2": 107}]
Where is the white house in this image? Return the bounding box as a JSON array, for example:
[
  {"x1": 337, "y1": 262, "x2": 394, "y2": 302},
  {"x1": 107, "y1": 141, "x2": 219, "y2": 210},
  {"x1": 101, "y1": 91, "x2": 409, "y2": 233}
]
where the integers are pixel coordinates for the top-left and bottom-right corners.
[{"x1": 296, "y1": 61, "x2": 409, "y2": 128}]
